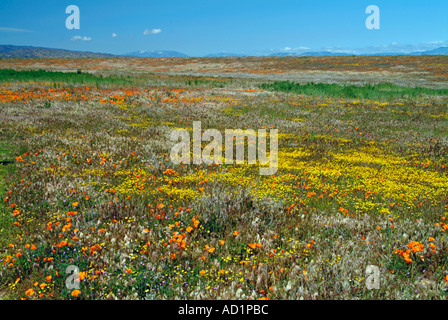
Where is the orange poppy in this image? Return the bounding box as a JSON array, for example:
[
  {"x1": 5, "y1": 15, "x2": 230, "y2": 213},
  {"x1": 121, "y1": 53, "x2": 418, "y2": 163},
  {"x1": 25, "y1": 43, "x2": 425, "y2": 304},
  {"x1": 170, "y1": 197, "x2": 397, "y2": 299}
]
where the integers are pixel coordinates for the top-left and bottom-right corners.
[
  {"x1": 25, "y1": 289, "x2": 34, "y2": 296},
  {"x1": 71, "y1": 290, "x2": 81, "y2": 297}
]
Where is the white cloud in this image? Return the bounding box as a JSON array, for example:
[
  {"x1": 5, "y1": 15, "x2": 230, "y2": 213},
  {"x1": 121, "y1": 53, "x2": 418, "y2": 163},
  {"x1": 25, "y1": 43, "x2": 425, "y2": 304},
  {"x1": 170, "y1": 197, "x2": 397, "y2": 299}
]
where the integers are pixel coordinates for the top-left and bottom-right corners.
[
  {"x1": 143, "y1": 28, "x2": 162, "y2": 35},
  {"x1": 71, "y1": 35, "x2": 92, "y2": 41},
  {"x1": 428, "y1": 40, "x2": 444, "y2": 44},
  {"x1": 270, "y1": 46, "x2": 311, "y2": 54},
  {"x1": 112, "y1": 33, "x2": 117, "y2": 38},
  {"x1": 0, "y1": 27, "x2": 34, "y2": 33},
  {"x1": 320, "y1": 46, "x2": 359, "y2": 54}
]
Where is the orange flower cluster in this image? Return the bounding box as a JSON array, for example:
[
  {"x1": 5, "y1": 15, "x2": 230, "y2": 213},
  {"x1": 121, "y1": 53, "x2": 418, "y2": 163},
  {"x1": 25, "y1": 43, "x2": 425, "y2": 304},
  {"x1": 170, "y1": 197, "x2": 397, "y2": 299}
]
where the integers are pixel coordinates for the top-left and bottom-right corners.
[
  {"x1": 55, "y1": 240, "x2": 70, "y2": 248},
  {"x1": 170, "y1": 232, "x2": 187, "y2": 249},
  {"x1": 435, "y1": 217, "x2": 447, "y2": 231},
  {"x1": 0, "y1": 84, "x2": 152, "y2": 105},
  {"x1": 192, "y1": 217, "x2": 200, "y2": 228},
  {"x1": 3, "y1": 255, "x2": 15, "y2": 267},
  {"x1": 61, "y1": 217, "x2": 72, "y2": 232},
  {"x1": 248, "y1": 243, "x2": 262, "y2": 249},
  {"x1": 394, "y1": 248, "x2": 413, "y2": 263},
  {"x1": 89, "y1": 244, "x2": 101, "y2": 255},
  {"x1": 407, "y1": 241, "x2": 425, "y2": 253},
  {"x1": 163, "y1": 168, "x2": 177, "y2": 175},
  {"x1": 394, "y1": 240, "x2": 433, "y2": 264}
]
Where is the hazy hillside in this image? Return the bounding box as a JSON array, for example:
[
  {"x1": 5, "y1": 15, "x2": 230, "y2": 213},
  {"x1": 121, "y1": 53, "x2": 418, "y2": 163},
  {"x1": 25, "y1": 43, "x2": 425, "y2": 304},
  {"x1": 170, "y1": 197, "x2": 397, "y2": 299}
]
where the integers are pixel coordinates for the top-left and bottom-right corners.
[
  {"x1": 411, "y1": 47, "x2": 448, "y2": 55},
  {"x1": 269, "y1": 48, "x2": 448, "y2": 57},
  {"x1": 0, "y1": 45, "x2": 116, "y2": 59}
]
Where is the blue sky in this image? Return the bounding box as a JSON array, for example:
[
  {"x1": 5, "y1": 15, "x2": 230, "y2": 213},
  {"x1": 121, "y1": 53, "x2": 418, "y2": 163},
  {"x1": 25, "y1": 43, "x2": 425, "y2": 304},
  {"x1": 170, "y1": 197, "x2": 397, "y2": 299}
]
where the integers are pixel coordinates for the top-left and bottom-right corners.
[{"x1": 0, "y1": 0, "x2": 447, "y2": 56}]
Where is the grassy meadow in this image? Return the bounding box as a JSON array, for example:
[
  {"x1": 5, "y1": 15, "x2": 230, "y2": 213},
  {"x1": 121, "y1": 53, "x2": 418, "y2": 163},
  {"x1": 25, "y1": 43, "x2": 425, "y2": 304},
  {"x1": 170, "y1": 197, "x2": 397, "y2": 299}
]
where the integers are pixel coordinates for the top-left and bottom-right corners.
[{"x1": 0, "y1": 56, "x2": 448, "y2": 300}]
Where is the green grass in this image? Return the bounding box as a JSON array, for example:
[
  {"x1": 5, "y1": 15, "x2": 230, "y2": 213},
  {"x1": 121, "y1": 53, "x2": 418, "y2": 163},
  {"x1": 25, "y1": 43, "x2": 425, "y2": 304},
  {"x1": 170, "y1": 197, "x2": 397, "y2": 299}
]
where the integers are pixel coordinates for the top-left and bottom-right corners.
[
  {"x1": 0, "y1": 69, "x2": 236, "y2": 90},
  {"x1": 260, "y1": 81, "x2": 448, "y2": 100},
  {"x1": 0, "y1": 69, "x2": 133, "y2": 86}
]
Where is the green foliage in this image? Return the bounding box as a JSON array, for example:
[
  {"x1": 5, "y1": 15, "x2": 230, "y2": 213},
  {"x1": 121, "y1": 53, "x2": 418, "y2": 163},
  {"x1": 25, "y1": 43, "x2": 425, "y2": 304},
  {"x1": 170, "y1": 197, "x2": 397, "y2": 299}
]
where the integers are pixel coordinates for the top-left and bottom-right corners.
[
  {"x1": 0, "y1": 69, "x2": 133, "y2": 86},
  {"x1": 260, "y1": 81, "x2": 448, "y2": 100}
]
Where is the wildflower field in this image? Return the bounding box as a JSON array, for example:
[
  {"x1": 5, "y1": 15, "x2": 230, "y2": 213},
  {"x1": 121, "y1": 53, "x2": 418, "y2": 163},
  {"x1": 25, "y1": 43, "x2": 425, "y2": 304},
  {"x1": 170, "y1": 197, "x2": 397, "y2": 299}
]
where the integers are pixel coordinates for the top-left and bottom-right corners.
[{"x1": 1, "y1": 56, "x2": 448, "y2": 300}]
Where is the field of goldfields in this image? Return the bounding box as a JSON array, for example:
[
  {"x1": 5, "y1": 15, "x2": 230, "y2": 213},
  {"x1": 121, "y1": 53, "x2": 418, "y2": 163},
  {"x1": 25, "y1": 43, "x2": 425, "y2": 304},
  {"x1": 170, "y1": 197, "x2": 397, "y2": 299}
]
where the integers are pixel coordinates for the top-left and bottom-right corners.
[{"x1": 0, "y1": 55, "x2": 448, "y2": 300}]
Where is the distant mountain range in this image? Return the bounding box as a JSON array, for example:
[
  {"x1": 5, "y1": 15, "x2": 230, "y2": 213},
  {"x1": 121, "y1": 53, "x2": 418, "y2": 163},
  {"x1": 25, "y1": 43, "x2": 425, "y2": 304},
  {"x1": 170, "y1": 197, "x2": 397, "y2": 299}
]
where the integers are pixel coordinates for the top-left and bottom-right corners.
[
  {"x1": 268, "y1": 51, "x2": 352, "y2": 57},
  {"x1": 268, "y1": 47, "x2": 448, "y2": 57},
  {"x1": 0, "y1": 45, "x2": 115, "y2": 59},
  {"x1": 0, "y1": 44, "x2": 447, "y2": 59},
  {"x1": 410, "y1": 47, "x2": 448, "y2": 55}
]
